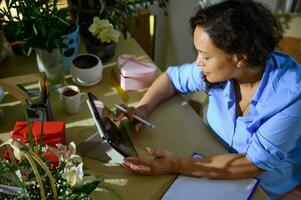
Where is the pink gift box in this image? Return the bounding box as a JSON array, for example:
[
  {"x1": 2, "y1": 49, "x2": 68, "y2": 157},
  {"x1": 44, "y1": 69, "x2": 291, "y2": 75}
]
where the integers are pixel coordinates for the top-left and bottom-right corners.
[{"x1": 117, "y1": 54, "x2": 157, "y2": 91}]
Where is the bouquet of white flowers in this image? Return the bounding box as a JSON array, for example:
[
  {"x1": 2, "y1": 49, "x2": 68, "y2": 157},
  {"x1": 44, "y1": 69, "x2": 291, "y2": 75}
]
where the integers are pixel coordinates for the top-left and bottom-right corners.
[
  {"x1": 0, "y1": 139, "x2": 100, "y2": 199},
  {"x1": 0, "y1": 106, "x2": 101, "y2": 200}
]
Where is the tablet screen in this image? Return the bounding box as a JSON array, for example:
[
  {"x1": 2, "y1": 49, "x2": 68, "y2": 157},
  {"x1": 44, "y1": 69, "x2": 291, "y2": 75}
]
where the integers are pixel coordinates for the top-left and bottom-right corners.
[{"x1": 87, "y1": 92, "x2": 136, "y2": 157}]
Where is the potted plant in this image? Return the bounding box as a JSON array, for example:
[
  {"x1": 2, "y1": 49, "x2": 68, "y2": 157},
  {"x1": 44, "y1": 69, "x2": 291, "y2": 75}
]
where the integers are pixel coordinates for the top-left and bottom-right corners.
[
  {"x1": 0, "y1": 31, "x2": 3, "y2": 54},
  {"x1": 69, "y1": 0, "x2": 169, "y2": 38},
  {"x1": 0, "y1": 30, "x2": 8, "y2": 64},
  {"x1": 0, "y1": 0, "x2": 80, "y2": 90},
  {"x1": 85, "y1": 16, "x2": 121, "y2": 62},
  {"x1": 0, "y1": 2, "x2": 27, "y2": 55}
]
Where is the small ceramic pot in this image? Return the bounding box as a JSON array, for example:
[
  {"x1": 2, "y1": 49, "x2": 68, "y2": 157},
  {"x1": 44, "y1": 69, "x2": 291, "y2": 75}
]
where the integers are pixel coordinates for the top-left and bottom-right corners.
[
  {"x1": 70, "y1": 53, "x2": 103, "y2": 85},
  {"x1": 85, "y1": 36, "x2": 116, "y2": 63}
]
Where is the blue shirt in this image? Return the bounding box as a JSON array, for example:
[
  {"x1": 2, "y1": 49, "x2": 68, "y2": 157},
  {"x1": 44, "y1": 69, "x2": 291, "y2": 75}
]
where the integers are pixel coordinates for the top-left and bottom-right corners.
[{"x1": 166, "y1": 51, "x2": 301, "y2": 199}]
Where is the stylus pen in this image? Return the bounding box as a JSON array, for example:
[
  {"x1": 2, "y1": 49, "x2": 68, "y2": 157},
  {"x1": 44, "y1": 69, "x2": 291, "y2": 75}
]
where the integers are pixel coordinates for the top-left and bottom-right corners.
[{"x1": 114, "y1": 104, "x2": 156, "y2": 128}]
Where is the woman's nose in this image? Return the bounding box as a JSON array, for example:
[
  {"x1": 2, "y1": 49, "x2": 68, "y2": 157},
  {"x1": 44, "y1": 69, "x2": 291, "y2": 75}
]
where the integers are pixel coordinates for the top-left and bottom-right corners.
[{"x1": 196, "y1": 55, "x2": 204, "y2": 66}]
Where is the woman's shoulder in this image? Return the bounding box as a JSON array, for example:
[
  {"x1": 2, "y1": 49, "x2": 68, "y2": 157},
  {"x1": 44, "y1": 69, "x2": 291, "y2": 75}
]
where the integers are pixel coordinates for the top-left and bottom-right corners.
[
  {"x1": 268, "y1": 51, "x2": 301, "y2": 87},
  {"x1": 255, "y1": 52, "x2": 301, "y2": 117},
  {"x1": 166, "y1": 62, "x2": 206, "y2": 93},
  {"x1": 270, "y1": 51, "x2": 300, "y2": 71}
]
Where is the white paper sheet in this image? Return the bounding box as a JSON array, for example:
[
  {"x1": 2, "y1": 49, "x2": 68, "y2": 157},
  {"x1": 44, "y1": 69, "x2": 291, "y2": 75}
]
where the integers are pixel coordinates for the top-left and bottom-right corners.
[{"x1": 161, "y1": 154, "x2": 259, "y2": 200}]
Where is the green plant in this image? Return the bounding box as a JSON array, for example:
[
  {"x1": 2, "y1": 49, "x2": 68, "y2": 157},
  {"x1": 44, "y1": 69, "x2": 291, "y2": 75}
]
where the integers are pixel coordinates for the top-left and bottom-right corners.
[
  {"x1": 0, "y1": 0, "x2": 74, "y2": 54},
  {"x1": 0, "y1": 31, "x2": 3, "y2": 53},
  {"x1": 69, "y1": 0, "x2": 169, "y2": 38}
]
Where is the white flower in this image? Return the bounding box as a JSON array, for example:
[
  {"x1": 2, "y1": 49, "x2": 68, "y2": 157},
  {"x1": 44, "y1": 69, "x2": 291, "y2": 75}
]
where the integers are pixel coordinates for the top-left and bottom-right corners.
[
  {"x1": 68, "y1": 142, "x2": 76, "y2": 157},
  {"x1": 62, "y1": 155, "x2": 84, "y2": 188},
  {"x1": 15, "y1": 169, "x2": 22, "y2": 180},
  {"x1": 83, "y1": 175, "x2": 99, "y2": 184},
  {"x1": 88, "y1": 17, "x2": 120, "y2": 44},
  {"x1": 89, "y1": 18, "x2": 111, "y2": 36},
  {"x1": 2, "y1": 139, "x2": 26, "y2": 161},
  {"x1": 56, "y1": 142, "x2": 76, "y2": 159}
]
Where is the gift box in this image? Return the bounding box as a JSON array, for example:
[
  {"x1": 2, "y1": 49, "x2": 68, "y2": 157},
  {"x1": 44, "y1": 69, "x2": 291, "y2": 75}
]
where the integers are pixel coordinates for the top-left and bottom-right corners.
[
  {"x1": 11, "y1": 121, "x2": 65, "y2": 147},
  {"x1": 117, "y1": 54, "x2": 157, "y2": 91}
]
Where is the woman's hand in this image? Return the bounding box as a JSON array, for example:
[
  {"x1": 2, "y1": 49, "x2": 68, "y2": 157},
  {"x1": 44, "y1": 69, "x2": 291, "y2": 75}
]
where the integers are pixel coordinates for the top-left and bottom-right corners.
[
  {"x1": 113, "y1": 104, "x2": 148, "y2": 133},
  {"x1": 122, "y1": 147, "x2": 179, "y2": 175}
]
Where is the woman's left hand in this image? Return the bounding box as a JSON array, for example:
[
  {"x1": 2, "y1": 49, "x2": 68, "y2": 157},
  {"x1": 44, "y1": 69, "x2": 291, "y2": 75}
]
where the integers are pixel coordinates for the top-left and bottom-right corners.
[{"x1": 122, "y1": 147, "x2": 178, "y2": 175}]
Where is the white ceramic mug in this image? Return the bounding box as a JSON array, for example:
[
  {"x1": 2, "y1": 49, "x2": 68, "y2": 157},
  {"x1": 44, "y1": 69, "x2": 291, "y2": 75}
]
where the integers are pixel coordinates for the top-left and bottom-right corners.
[
  {"x1": 59, "y1": 85, "x2": 87, "y2": 114},
  {"x1": 70, "y1": 53, "x2": 103, "y2": 85}
]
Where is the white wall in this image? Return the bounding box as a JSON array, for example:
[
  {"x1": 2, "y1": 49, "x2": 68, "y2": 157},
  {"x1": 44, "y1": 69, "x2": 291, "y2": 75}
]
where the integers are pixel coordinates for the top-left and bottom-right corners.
[
  {"x1": 255, "y1": 0, "x2": 277, "y2": 11},
  {"x1": 151, "y1": 0, "x2": 200, "y2": 70}
]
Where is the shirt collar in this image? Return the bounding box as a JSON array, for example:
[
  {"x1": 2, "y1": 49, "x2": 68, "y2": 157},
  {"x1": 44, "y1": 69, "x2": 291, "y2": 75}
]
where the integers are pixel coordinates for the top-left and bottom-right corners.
[
  {"x1": 222, "y1": 56, "x2": 273, "y2": 106},
  {"x1": 251, "y1": 55, "x2": 273, "y2": 105},
  {"x1": 223, "y1": 80, "x2": 235, "y2": 102}
]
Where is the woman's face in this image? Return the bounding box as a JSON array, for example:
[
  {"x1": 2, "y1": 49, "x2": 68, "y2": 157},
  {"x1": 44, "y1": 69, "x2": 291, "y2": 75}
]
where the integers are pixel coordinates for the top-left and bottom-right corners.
[{"x1": 193, "y1": 26, "x2": 240, "y2": 83}]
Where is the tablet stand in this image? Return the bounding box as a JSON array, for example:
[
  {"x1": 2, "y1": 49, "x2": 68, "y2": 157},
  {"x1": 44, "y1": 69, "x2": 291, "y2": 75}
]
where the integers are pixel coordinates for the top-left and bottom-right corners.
[{"x1": 77, "y1": 132, "x2": 125, "y2": 164}]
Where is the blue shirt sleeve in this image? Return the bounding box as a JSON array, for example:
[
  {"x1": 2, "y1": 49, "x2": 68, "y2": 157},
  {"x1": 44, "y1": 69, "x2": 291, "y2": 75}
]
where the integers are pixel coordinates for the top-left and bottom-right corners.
[
  {"x1": 246, "y1": 100, "x2": 301, "y2": 170},
  {"x1": 166, "y1": 63, "x2": 206, "y2": 94}
]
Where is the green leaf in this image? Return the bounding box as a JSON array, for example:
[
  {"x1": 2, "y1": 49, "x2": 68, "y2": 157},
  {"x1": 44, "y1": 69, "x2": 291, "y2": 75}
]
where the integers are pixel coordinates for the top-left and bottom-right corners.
[
  {"x1": 32, "y1": 24, "x2": 38, "y2": 35},
  {"x1": 38, "y1": 111, "x2": 45, "y2": 155},
  {"x1": 23, "y1": 105, "x2": 34, "y2": 149},
  {"x1": 67, "y1": 192, "x2": 91, "y2": 200},
  {"x1": 73, "y1": 180, "x2": 100, "y2": 194}
]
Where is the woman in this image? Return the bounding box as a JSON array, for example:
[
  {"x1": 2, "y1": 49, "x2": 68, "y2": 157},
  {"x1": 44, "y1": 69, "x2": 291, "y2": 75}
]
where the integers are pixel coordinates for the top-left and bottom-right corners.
[{"x1": 114, "y1": 0, "x2": 301, "y2": 199}]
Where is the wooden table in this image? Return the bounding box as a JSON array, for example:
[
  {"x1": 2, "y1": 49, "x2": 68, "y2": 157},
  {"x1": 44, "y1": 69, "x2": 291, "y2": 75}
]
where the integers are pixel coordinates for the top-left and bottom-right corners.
[{"x1": 0, "y1": 38, "x2": 268, "y2": 200}]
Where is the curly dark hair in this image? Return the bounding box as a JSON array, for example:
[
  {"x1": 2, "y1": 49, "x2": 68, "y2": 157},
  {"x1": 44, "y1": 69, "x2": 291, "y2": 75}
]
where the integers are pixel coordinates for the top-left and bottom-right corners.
[
  {"x1": 190, "y1": 0, "x2": 283, "y2": 67},
  {"x1": 190, "y1": 0, "x2": 283, "y2": 91}
]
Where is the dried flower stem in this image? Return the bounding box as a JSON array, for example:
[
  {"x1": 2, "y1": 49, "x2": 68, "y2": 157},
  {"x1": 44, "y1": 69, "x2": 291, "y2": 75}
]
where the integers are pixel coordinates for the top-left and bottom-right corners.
[
  {"x1": 38, "y1": 111, "x2": 45, "y2": 155},
  {"x1": 23, "y1": 105, "x2": 34, "y2": 149},
  {"x1": 24, "y1": 152, "x2": 46, "y2": 200},
  {"x1": 29, "y1": 149, "x2": 58, "y2": 200}
]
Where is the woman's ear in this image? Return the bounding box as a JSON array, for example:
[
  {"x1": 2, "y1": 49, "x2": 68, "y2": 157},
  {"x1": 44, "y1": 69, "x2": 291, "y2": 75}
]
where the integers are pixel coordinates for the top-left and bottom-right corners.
[
  {"x1": 235, "y1": 54, "x2": 247, "y2": 68},
  {"x1": 237, "y1": 61, "x2": 243, "y2": 68}
]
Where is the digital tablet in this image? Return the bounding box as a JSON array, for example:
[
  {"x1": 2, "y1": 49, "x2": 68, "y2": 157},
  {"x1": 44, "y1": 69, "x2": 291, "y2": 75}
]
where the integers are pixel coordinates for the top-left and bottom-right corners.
[{"x1": 86, "y1": 92, "x2": 136, "y2": 158}]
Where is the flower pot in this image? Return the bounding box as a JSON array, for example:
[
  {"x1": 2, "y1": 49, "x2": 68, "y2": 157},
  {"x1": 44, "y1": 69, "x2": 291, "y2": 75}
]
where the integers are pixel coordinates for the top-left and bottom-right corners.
[
  {"x1": 36, "y1": 49, "x2": 65, "y2": 91},
  {"x1": 0, "y1": 32, "x2": 4, "y2": 53},
  {"x1": 0, "y1": 32, "x2": 8, "y2": 63},
  {"x1": 4, "y1": 30, "x2": 27, "y2": 56},
  {"x1": 62, "y1": 25, "x2": 80, "y2": 71},
  {"x1": 85, "y1": 39, "x2": 116, "y2": 63}
]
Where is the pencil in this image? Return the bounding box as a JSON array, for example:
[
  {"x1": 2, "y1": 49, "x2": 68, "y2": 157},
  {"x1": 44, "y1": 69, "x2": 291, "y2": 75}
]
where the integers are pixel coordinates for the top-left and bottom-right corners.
[{"x1": 114, "y1": 104, "x2": 156, "y2": 128}]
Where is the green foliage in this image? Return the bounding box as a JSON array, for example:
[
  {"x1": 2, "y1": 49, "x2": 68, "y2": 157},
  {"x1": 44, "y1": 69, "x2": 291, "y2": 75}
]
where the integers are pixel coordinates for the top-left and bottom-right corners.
[
  {"x1": 73, "y1": 180, "x2": 100, "y2": 194},
  {"x1": 0, "y1": 31, "x2": 3, "y2": 52},
  {"x1": 0, "y1": 152, "x2": 100, "y2": 199},
  {"x1": 70, "y1": 0, "x2": 169, "y2": 38},
  {"x1": 0, "y1": 159, "x2": 28, "y2": 199},
  {"x1": 0, "y1": 106, "x2": 100, "y2": 199},
  {"x1": 99, "y1": 0, "x2": 169, "y2": 38},
  {"x1": 23, "y1": 105, "x2": 34, "y2": 148},
  {"x1": 0, "y1": 0, "x2": 73, "y2": 53}
]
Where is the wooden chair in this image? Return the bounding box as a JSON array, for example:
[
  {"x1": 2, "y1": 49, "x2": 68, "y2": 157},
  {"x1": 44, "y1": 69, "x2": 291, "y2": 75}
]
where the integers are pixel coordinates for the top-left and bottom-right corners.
[
  {"x1": 277, "y1": 14, "x2": 301, "y2": 63},
  {"x1": 278, "y1": 36, "x2": 301, "y2": 63}
]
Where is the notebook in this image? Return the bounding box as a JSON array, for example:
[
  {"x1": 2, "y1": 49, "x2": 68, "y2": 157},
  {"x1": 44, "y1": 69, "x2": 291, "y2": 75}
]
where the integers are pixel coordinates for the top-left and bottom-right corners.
[{"x1": 161, "y1": 153, "x2": 260, "y2": 200}]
